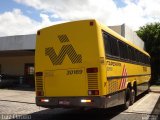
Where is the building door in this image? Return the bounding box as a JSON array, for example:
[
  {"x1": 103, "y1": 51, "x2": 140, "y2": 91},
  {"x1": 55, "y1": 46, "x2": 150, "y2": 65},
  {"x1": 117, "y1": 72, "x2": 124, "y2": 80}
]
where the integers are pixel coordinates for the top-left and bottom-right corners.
[
  {"x1": 24, "y1": 63, "x2": 35, "y2": 87},
  {"x1": 0, "y1": 64, "x2": 1, "y2": 74}
]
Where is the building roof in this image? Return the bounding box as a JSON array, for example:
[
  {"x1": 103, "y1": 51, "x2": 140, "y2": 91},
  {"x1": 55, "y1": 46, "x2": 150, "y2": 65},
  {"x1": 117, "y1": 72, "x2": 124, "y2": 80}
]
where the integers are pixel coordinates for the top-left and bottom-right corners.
[{"x1": 0, "y1": 34, "x2": 36, "y2": 51}]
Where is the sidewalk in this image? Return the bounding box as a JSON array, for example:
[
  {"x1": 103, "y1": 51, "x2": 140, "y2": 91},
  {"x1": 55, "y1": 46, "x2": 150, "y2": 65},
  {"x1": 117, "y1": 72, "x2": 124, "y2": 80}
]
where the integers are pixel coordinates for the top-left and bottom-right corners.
[
  {"x1": 150, "y1": 85, "x2": 160, "y2": 93},
  {"x1": 124, "y1": 92, "x2": 160, "y2": 114},
  {"x1": 0, "y1": 89, "x2": 35, "y2": 104}
]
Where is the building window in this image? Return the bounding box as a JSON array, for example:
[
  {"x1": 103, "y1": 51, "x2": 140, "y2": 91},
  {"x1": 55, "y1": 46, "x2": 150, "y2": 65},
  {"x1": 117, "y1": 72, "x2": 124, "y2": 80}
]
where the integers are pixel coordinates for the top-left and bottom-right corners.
[
  {"x1": 25, "y1": 63, "x2": 34, "y2": 75},
  {"x1": 28, "y1": 66, "x2": 34, "y2": 75},
  {"x1": 24, "y1": 63, "x2": 35, "y2": 87}
]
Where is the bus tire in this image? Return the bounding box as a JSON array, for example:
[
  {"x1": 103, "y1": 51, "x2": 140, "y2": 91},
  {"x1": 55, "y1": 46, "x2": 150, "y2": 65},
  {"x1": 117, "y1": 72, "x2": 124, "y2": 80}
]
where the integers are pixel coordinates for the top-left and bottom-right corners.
[
  {"x1": 123, "y1": 88, "x2": 131, "y2": 110},
  {"x1": 146, "y1": 82, "x2": 150, "y2": 94},
  {"x1": 130, "y1": 89, "x2": 135, "y2": 105}
]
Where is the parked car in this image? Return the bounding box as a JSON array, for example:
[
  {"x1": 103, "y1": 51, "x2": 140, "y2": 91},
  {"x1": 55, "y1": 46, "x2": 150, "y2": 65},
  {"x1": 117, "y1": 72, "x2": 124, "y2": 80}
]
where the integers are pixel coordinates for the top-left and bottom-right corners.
[{"x1": 0, "y1": 74, "x2": 19, "y2": 88}]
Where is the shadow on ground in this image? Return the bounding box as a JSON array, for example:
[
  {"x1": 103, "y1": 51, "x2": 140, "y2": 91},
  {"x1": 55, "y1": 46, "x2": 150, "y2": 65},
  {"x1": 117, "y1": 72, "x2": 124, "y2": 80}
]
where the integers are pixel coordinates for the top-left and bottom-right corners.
[
  {"x1": 0, "y1": 85, "x2": 35, "y2": 91},
  {"x1": 11, "y1": 105, "x2": 124, "y2": 120},
  {"x1": 10, "y1": 92, "x2": 160, "y2": 120},
  {"x1": 150, "y1": 96, "x2": 160, "y2": 120}
]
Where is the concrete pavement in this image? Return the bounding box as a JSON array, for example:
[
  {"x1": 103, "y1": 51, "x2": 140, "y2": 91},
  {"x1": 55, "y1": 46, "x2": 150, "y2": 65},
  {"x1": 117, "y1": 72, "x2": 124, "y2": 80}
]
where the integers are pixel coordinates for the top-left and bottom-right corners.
[
  {"x1": 125, "y1": 92, "x2": 160, "y2": 114},
  {"x1": 0, "y1": 89, "x2": 35, "y2": 104},
  {"x1": 0, "y1": 89, "x2": 159, "y2": 120},
  {"x1": 150, "y1": 85, "x2": 160, "y2": 93}
]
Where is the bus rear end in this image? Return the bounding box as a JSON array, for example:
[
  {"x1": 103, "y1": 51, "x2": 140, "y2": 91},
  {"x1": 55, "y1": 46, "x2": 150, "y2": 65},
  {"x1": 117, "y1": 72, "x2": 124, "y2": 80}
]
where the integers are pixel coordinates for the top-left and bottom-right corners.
[{"x1": 35, "y1": 20, "x2": 107, "y2": 108}]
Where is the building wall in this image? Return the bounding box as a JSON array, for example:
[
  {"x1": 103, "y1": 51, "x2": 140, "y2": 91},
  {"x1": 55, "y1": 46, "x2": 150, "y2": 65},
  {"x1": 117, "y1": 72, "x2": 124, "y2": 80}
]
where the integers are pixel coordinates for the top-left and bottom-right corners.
[
  {"x1": 0, "y1": 34, "x2": 36, "y2": 51},
  {"x1": 109, "y1": 24, "x2": 145, "y2": 50},
  {"x1": 108, "y1": 25, "x2": 122, "y2": 35},
  {"x1": 0, "y1": 56, "x2": 34, "y2": 75},
  {"x1": 124, "y1": 25, "x2": 145, "y2": 50}
]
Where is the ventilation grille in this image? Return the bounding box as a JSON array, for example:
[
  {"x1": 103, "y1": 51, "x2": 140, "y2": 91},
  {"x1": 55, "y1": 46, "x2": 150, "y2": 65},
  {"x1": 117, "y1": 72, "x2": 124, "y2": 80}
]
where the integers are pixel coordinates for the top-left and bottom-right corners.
[
  {"x1": 36, "y1": 76, "x2": 43, "y2": 91},
  {"x1": 87, "y1": 73, "x2": 98, "y2": 90},
  {"x1": 108, "y1": 79, "x2": 118, "y2": 93},
  {"x1": 58, "y1": 34, "x2": 69, "y2": 43}
]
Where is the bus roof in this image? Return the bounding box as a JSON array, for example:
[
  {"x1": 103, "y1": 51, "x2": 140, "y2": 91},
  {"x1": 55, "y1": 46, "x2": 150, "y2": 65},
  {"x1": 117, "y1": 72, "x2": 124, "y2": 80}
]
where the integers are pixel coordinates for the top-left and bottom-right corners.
[{"x1": 38, "y1": 19, "x2": 150, "y2": 57}]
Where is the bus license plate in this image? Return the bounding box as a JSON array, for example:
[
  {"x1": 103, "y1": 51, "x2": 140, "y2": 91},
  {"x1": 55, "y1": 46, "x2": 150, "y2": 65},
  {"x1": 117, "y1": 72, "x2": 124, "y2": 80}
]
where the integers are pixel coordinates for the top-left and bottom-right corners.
[{"x1": 59, "y1": 101, "x2": 70, "y2": 105}]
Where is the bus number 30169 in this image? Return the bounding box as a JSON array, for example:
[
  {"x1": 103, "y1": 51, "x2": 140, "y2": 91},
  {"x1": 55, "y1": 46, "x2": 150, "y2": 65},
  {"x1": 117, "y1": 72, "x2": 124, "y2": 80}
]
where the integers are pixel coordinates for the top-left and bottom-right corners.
[{"x1": 66, "y1": 70, "x2": 83, "y2": 75}]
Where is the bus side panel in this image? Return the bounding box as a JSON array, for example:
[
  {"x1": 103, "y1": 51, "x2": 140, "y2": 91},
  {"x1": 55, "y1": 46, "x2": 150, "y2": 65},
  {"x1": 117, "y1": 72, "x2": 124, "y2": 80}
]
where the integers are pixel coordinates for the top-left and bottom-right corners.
[
  {"x1": 106, "y1": 58, "x2": 151, "y2": 94},
  {"x1": 97, "y1": 25, "x2": 107, "y2": 96}
]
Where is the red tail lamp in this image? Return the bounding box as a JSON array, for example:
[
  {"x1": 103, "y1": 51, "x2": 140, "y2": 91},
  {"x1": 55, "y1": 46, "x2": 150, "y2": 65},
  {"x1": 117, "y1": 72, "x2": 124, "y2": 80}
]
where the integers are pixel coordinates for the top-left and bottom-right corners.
[
  {"x1": 87, "y1": 67, "x2": 98, "y2": 73},
  {"x1": 90, "y1": 21, "x2": 94, "y2": 26},
  {"x1": 37, "y1": 30, "x2": 40, "y2": 35},
  {"x1": 36, "y1": 72, "x2": 43, "y2": 76},
  {"x1": 36, "y1": 91, "x2": 44, "y2": 96},
  {"x1": 88, "y1": 90, "x2": 99, "y2": 95}
]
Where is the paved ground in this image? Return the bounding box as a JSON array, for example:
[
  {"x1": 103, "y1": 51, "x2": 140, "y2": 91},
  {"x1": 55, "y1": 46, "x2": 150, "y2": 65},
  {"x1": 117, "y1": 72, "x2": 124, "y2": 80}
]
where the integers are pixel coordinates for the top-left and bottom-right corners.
[
  {"x1": 0, "y1": 88, "x2": 159, "y2": 120},
  {"x1": 150, "y1": 85, "x2": 160, "y2": 93}
]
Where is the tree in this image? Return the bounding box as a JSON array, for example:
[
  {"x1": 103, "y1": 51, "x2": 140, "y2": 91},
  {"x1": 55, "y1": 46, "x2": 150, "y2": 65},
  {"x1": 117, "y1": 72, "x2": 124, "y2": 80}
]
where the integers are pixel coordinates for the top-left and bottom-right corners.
[{"x1": 136, "y1": 22, "x2": 160, "y2": 84}]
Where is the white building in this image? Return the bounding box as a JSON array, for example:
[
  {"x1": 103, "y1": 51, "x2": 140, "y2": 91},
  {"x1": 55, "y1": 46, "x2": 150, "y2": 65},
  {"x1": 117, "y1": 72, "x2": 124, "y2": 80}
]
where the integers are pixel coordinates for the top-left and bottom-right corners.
[{"x1": 109, "y1": 24, "x2": 145, "y2": 50}]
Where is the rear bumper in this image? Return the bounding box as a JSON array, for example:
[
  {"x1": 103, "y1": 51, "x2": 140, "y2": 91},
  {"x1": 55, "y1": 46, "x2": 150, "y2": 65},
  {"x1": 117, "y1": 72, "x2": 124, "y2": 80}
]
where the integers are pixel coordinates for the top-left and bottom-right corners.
[{"x1": 36, "y1": 96, "x2": 106, "y2": 109}]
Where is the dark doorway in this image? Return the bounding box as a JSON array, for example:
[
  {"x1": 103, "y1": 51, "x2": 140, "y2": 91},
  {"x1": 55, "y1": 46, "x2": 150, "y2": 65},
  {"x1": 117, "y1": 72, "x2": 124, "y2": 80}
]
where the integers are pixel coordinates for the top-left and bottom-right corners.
[
  {"x1": 24, "y1": 63, "x2": 35, "y2": 87},
  {"x1": 0, "y1": 64, "x2": 1, "y2": 74}
]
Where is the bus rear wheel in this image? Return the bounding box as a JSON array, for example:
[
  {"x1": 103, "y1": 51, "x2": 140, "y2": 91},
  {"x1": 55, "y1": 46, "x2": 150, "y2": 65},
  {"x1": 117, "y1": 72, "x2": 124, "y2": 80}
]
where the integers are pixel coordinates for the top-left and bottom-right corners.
[
  {"x1": 123, "y1": 88, "x2": 131, "y2": 109},
  {"x1": 130, "y1": 89, "x2": 135, "y2": 105}
]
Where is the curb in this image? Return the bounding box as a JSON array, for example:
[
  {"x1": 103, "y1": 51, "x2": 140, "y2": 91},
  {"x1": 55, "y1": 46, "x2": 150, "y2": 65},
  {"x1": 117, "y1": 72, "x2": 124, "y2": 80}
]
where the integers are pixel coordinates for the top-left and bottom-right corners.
[
  {"x1": 149, "y1": 89, "x2": 160, "y2": 93},
  {"x1": 150, "y1": 91, "x2": 160, "y2": 93},
  {"x1": 149, "y1": 86, "x2": 160, "y2": 93}
]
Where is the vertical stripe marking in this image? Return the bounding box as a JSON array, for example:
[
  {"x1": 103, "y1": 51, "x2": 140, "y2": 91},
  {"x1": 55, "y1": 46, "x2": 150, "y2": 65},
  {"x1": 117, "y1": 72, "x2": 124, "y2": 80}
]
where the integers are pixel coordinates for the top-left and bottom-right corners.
[{"x1": 120, "y1": 64, "x2": 127, "y2": 89}]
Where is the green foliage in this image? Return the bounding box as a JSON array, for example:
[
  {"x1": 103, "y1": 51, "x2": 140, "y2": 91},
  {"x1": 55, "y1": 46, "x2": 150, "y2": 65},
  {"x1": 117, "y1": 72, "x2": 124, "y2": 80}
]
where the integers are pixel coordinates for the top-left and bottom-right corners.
[
  {"x1": 136, "y1": 22, "x2": 160, "y2": 84},
  {"x1": 136, "y1": 22, "x2": 160, "y2": 55}
]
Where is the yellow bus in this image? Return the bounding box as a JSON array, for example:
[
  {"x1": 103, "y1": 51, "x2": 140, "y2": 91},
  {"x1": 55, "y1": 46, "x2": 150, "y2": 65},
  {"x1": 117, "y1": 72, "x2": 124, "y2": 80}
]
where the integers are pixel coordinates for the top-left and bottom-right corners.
[{"x1": 35, "y1": 19, "x2": 151, "y2": 109}]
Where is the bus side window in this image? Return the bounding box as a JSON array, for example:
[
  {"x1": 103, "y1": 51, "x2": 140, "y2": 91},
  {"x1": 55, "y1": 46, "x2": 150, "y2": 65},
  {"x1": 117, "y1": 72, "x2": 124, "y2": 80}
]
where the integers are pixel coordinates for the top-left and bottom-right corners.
[
  {"x1": 134, "y1": 50, "x2": 139, "y2": 62},
  {"x1": 142, "y1": 54, "x2": 146, "y2": 64},
  {"x1": 144, "y1": 55, "x2": 147, "y2": 64},
  {"x1": 145, "y1": 55, "x2": 150, "y2": 65},
  {"x1": 147, "y1": 57, "x2": 150, "y2": 65},
  {"x1": 103, "y1": 33, "x2": 119, "y2": 58},
  {"x1": 137, "y1": 51, "x2": 140, "y2": 62},
  {"x1": 118, "y1": 41, "x2": 128, "y2": 60},
  {"x1": 131, "y1": 47, "x2": 136, "y2": 61},
  {"x1": 140, "y1": 53, "x2": 143, "y2": 63},
  {"x1": 109, "y1": 36, "x2": 119, "y2": 57},
  {"x1": 128, "y1": 46, "x2": 132, "y2": 61},
  {"x1": 103, "y1": 33, "x2": 111, "y2": 56}
]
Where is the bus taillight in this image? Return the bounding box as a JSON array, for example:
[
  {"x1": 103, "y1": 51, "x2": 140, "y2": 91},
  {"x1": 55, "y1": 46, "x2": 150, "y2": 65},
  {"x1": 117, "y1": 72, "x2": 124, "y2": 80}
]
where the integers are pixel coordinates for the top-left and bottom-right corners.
[
  {"x1": 88, "y1": 90, "x2": 99, "y2": 95},
  {"x1": 36, "y1": 72, "x2": 43, "y2": 76},
  {"x1": 87, "y1": 67, "x2": 98, "y2": 73},
  {"x1": 37, "y1": 30, "x2": 40, "y2": 35},
  {"x1": 40, "y1": 99, "x2": 49, "y2": 103},
  {"x1": 90, "y1": 21, "x2": 94, "y2": 26},
  {"x1": 36, "y1": 91, "x2": 44, "y2": 96}
]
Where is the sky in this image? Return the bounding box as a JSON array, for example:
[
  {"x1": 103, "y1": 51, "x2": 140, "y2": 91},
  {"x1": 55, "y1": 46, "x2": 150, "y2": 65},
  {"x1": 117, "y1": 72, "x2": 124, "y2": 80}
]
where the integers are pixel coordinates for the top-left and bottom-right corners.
[{"x1": 0, "y1": 0, "x2": 160, "y2": 36}]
